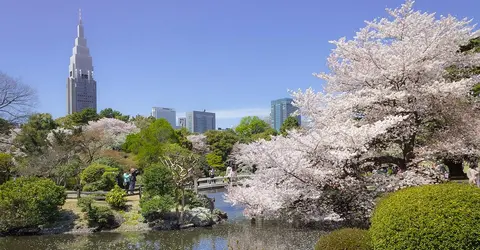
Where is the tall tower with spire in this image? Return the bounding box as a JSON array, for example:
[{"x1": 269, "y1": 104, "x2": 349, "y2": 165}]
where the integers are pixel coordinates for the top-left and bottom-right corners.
[{"x1": 67, "y1": 9, "x2": 97, "y2": 114}]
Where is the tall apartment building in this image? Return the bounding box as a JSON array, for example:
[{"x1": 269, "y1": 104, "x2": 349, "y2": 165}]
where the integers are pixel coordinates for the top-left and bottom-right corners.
[
  {"x1": 186, "y1": 110, "x2": 216, "y2": 133},
  {"x1": 151, "y1": 107, "x2": 176, "y2": 128},
  {"x1": 67, "y1": 9, "x2": 97, "y2": 114},
  {"x1": 178, "y1": 117, "x2": 186, "y2": 128},
  {"x1": 270, "y1": 98, "x2": 301, "y2": 131}
]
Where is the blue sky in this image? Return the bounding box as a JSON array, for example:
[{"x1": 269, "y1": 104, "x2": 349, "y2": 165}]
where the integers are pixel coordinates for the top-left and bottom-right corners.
[{"x1": 0, "y1": 0, "x2": 478, "y2": 128}]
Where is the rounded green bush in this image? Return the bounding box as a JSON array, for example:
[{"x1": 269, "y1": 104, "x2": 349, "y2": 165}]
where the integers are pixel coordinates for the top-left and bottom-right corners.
[
  {"x1": 106, "y1": 185, "x2": 127, "y2": 209},
  {"x1": 81, "y1": 163, "x2": 119, "y2": 191},
  {"x1": 315, "y1": 228, "x2": 372, "y2": 250},
  {"x1": 140, "y1": 195, "x2": 176, "y2": 221},
  {"x1": 370, "y1": 183, "x2": 480, "y2": 250},
  {"x1": 0, "y1": 177, "x2": 66, "y2": 233}
]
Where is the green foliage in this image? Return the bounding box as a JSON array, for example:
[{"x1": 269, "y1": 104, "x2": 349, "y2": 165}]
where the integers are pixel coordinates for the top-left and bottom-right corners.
[
  {"x1": 77, "y1": 196, "x2": 116, "y2": 228},
  {"x1": 68, "y1": 108, "x2": 99, "y2": 126},
  {"x1": 370, "y1": 183, "x2": 480, "y2": 250},
  {"x1": 130, "y1": 115, "x2": 156, "y2": 130},
  {"x1": 80, "y1": 163, "x2": 119, "y2": 191},
  {"x1": 235, "y1": 116, "x2": 273, "y2": 141},
  {"x1": 88, "y1": 206, "x2": 116, "y2": 228},
  {"x1": 15, "y1": 113, "x2": 57, "y2": 155},
  {"x1": 0, "y1": 153, "x2": 13, "y2": 184},
  {"x1": 204, "y1": 129, "x2": 239, "y2": 163},
  {"x1": 77, "y1": 196, "x2": 94, "y2": 212},
  {"x1": 280, "y1": 116, "x2": 300, "y2": 136},
  {"x1": 175, "y1": 127, "x2": 193, "y2": 150},
  {"x1": 105, "y1": 185, "x2": 127, "y2": 209},
  {"x1": 94, "y1": 157, "x2": 124, "y2": 171},
  {"x1": 206, "y1": 152, "x2": 224, "y2": 170},
  {"x1": 315, "y1": 228, "x2": 372, "y2": 250},
  {"x1": 460, "y1": 36, "x2": 480, "y2": 53},
  {"x1": 447, "y1": 37, "x2": 480, "y2": 96},
  {"x1": 99, "y1": 108, "x2": 129, "y2": 122},
  {"x1": 123, "y1": 118, "x2": 179, "y2": 167},
  {"x1": 0, "y1": 177, "x2": 66, "y2": 232},
  {"x1": 142, "y1": 164, "x2": 175, "y2": 197},
  {"x1": 140, "y1": 195, "x2": 176, "y2": 221},
  {"x1": 0, "y1": 118, "x2": 13, "y2": 135}
]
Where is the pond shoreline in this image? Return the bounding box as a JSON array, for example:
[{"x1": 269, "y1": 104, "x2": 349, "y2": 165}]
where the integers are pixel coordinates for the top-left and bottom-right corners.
[{"x1": 0, "y1": 196, "x2": 229, "y2": 238}]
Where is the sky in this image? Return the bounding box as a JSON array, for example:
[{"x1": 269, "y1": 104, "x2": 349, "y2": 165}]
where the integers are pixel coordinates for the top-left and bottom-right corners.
[{"x1": 0, "y1": 0, "x2": 478, "y2": 128}]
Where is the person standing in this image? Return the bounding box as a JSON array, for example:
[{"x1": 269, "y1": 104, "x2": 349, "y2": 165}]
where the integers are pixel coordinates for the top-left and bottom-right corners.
[
  {"x1": 209, "y1": 168, "x2": 215, "y2": 184},
  {"x1": 225, "y1": 166, "x2": 232, "y2": 184},
  {"x1": 123, "y1": 170, "x2": 131, "y2": 193},
  {"x1": 129, "y1": 168, "x2": 139, "y2": 194}
]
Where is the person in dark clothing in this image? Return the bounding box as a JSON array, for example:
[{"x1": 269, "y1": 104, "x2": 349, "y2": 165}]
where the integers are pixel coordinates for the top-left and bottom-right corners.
[
  {"x1": 129, "y1": 168, "x2": 139, "y2": 194},
  {"x1": 116, "y1": 172, "x2": 124, "y2": 189}
]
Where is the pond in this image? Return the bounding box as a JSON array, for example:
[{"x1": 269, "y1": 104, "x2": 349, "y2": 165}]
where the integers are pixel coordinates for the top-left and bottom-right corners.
[{"x1": 0, "y1": 192, "x2": 324, "y2": 250}]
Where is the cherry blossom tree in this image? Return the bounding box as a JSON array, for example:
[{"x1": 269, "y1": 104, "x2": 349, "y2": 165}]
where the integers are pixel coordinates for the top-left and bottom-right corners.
[
  {"x1": 84, "y1": 118, "x2": 139, "y2": 150},
  {"x1": 226, "y1": 0, "x2": 479, "y2": 225},
  {"x1": 187, "y1": 134, "x2": 208, "y2": 154}
]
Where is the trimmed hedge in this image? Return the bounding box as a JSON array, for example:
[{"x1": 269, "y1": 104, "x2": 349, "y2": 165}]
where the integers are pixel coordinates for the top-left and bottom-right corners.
[
  {"x1": 106, "y1": 185, "x2": 127, "y2": 209},
  {"x1": 81, "y1": 163, "x2": 119, "y2": 191},
  {"x1": 370, "y1": 183, "x2": 480, "y2": 250},
  {"x1": 315, "y1": 228, "x2": 372, "y2": 250},
  {"x1": 0, "y1": 177, "x2": 66, "y2": 233},
  {"x1": 140, "y1": 195, "x2": 176, "y2": 221}
]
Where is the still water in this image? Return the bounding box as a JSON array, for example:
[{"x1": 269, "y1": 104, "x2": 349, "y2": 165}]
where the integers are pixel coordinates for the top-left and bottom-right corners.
[{"x1": 0, "y1": 193, "x2": 323, "y2": 250}]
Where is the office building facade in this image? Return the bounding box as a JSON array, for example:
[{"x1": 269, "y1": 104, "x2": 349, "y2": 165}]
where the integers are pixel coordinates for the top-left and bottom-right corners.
[
  {"x1": 270, "y1": 98, "x2": 301, "y2": 131},
  {"x1": 67, "y1": 9, "x2": 97, "y2": 114},
  {"x1": 178, "y1": 117, "x2": 186, "y2": 128},
  {"x1": 151, "y1": 107, "x2": 176, "y2": 128},
  {"x1": 186, "y1": 111, "x2": 216, "y2": 133}
]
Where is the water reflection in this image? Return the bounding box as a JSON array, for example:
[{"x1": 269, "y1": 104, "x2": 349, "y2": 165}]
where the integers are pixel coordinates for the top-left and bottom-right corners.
[{"x1": 0, "y1": 192, "x2": 323, "y2": 250}]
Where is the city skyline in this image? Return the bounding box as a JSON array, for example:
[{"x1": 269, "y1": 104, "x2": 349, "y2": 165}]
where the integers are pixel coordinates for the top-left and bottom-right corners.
[{"x1": 0, "y1": 1, "x2": 477, "y2": 128}]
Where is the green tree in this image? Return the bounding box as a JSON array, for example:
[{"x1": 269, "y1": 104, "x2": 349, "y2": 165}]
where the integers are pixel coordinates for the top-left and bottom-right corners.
[
  {"x1": 280, "y1": 116, "x2": 300, "y2": 136},
  {"x1": 99, "y1": 108, "x2": 129, "y2": 122},
  {"x1": 123, "y1": 118, "x2": 179, "y2": 167},
  {"x1": 205, "y1": 152, "x2": 223, "y2": 170},
  {"x1": 235, "y1": 116, "x2": 276, "y2": 143},
  {"x1": 130, "y1": 115, "x2": 156, "y2": 130},
  {"x1": 142, "y1": 164, "x2": 175, "y2": 197},
  {"x1": 160, "y1": 144, "x2": 203, "y2": 223},
  {"x1": 14, "y1": 113, "x2": 57, "y2": 155},
  {"x1": 0, "y1": 153, "x2": 13, "y2": 184},
  {"x1": 204, "y1": 129, "x2": 239, "y2": 163},
  {"x1": 68, "y1": 108, "x2": 99, "y2": 126},
  {"x1": 175, "y1": 127, "x2": 193, "y2": 150}
]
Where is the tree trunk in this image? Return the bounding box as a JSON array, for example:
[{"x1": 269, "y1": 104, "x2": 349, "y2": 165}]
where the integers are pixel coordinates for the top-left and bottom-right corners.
[
  {"x1": 180, "y1": 188, "x2": 185, "y2": 224},
  {"x1": 175, "y1": 191, "x2": 180, "y2": 225}
]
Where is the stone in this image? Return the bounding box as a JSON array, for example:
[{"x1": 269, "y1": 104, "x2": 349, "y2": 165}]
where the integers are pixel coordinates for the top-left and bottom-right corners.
[
  {"x1": 212, "y1": 208, "x2": 228, "y2": 220},
  {"x1": 148, "y1": 219, "x2": 179, "y2": 231},
  {"x1": 179, "y1": 223, "x2": 194, "y2": 229},
  {"x1": 184, "y1": 207, "x2": 214, "y2": 227}
]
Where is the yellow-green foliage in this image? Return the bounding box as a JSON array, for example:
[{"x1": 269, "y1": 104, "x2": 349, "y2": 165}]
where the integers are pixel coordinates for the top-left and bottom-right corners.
[
  {"x1": 0, "y1": 177, "x2": 66, "y2": 232},
  {"x1": 370, "y1": 183, "x2": 480, "y2": 250},
  {"x1": 315, "y1": 228, "x2": 372, "y2": 250},
  {"x1": 105, "y1": 185, "x2": 127, "y2": 209}
]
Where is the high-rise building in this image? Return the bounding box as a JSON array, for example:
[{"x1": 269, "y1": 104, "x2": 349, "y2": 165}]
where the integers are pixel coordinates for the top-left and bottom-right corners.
[
  {"x1": 186, "y1": 110, "x2": 216, "y2": 133},
  {"x1": 67, "y1": 9, "x2": 97, "y2": 114},
  {"x1": 178, "y1": 117, "x2": 186, "y2": 128},
  {"x1": 270, "y1": 98, "x2": 301, "y2": 131},
  {"x1": 151, "y1": 107, "x2": 176, "y2": 128}
]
